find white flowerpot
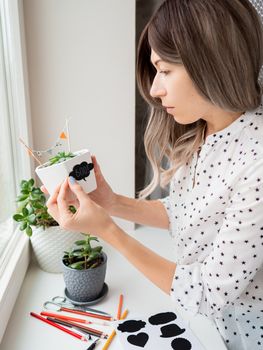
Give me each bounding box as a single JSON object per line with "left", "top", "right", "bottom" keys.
{"left": 35, "top": 149, "right": 97, "bottom": 196}
{"left": 30, "top": 226, "right": 84, "bottom": 273}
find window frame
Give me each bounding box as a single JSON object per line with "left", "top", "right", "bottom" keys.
{"left": 0, "top": 0, "right": 33, "bottom": 343}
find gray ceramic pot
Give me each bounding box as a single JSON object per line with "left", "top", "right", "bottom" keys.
{"left": 62, "top": 252, "right": 107, "bottom": 302}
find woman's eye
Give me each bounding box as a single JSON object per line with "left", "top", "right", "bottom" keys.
{"left": 160, "top": 70, "right": 169, "bottom": 76}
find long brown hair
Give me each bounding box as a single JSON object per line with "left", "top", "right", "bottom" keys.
{"left": 137, "top": 0, "right": 263, "bottom": 199}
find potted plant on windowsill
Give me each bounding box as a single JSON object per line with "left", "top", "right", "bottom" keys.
{"left": 13, "top": 178, "right": 84, "bottom": 273}
{"left": 62, "top": 235, "right": 108, "bottom": 303}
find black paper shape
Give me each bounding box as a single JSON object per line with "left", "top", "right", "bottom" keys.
{"left": 69, "top": 161, "right": 94, "bottom": 181}
{"left": 117, "top": 320, "right": 146, "bottom": 333}
{"left": 148, "top": 312, "right": 177, "bottom": 325}
{"left": 171, "top": 337, "right": 192, "bottom": 350}
{"left": 127, "top": 332, "right": 149, "bottom": 348}
{"left": 160, "top": 323, "right": 186, "bottom": 338}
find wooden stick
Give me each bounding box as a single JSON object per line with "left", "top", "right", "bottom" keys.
{"left": 19, "top": 137, "right": 42, "bottom": 166}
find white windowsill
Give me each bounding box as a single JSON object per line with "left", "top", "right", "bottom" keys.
{"left": 0, "top": 233, "right": 30, "bottom": 342}
{"left": 0, "top": 227, "right": 227, "bottom": 350}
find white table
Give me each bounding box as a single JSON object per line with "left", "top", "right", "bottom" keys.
{"left": 0, "top": 227, "right": 226, "bottom": 350}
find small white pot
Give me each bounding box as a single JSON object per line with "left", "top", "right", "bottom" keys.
{"left": 35, "top": 149, "right": 97, "bottom": 195}
{"left": 30, "top": 226, "right": 84, "bottom": 273}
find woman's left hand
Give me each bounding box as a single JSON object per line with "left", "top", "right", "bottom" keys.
{"left": 46, "top": 177, "right": 115, "bottom": 239}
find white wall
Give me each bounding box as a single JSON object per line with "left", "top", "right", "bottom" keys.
{"left": 23, "top": 0, "right": 135, "bottom": 230}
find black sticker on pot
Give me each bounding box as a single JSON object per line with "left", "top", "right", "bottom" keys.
{"left": 148, "top": 312, "right": 177, "bottom": 325}
{"left": 171, "top": 337, "right": 192, "bottom": 350}
{"left": 160, "top": 323, "right": 185, "bottom": 337}
{"left": 69, "top": 161, "right": 94, "bottom": 181}
{"left": 117, "top": 320, "right": 146, "bottom": 333}
{"left": 127, "top": 332, "right": 149, "bottom": 348}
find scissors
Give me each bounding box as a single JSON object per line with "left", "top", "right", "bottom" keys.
{"left": 43, "top": 296, "right": 111, "bottom": 316}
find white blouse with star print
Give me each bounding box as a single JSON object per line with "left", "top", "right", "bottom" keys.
{"left": 160, "top": 99, "right": 263, "bottom": 349}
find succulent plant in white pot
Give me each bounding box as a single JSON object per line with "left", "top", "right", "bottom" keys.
{"left": 35, "top": 149, "right": 97, "bottom": 196}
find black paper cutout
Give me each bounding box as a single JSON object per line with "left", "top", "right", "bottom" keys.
{"left": 117, "top": 320, "right": 146, "bottom": 333}
{"left": 160, "top": 323, "right": 186, "bottom": 338}
{"left": 171, "top": 337, "right": 192, "bottom": 350}
{"left": 127, "top": 332, "right": 149, "bottom": 348}
{"left": 69, "top": 161, "right": 94, "bottom": 181}
{"left": 148, "top": 312, "right": 177, "bottom": 325}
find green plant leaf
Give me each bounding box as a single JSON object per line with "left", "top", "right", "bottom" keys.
{"left": 22, "top": 207, "right": 29, "bottom": 216}
{"left": 32, "top": 202, "right": 44, "bottom": 209}
{"left": 26, "top": 225, "right": 33, "bottom": 237}
{"left": 28, "top": 178, "right": 34, "bottom": 187}
{"left": 74, "top": 240, "right": 87, "bottom": 246}
{"left": 72, "top": 251, "right": 83, "bottom": 257}
{"left": 93, "top": 246, "right": 103, "bottom": 253}
{"left": 70, "top": 261, "right": 85, "bottom": 270}
{"left": 13, "top": 214, "right": 24, "bottom": 222}
{"left": 17, "top": 194, "right": 29, "bottom": 202}
{"left": 87, "top": 251, "right": 100, "bottom": 262}
{"left": 89, "top": 237, "right": 99, "bottom": 242}
{"left": 19, "top": 221, "right": 27, "bottom": 231}
{"left": 28, "top": 214, "right": 36, "bottom": 225}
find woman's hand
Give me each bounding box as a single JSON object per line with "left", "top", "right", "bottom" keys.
{"left": 88, "top": 155, "right": 117, "bottom": 212}
{"left": 41, "top": 155, "right": 117, "bottom": 214}
{"left": 46, "top": 176, "right": 116, "bottom": 239}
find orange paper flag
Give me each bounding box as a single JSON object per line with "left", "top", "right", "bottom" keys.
{"left": 59, "top": 132, "right": 67, "bottom": 139}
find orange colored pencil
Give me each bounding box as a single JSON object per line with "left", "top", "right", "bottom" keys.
{"left": 116, "top": 294, "right": 123, "bottom": 320}
{"left": 40, "top": 311, "right": 109, "bottom": 326}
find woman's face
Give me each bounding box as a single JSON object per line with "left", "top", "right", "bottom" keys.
{"left": 150, "top": 49, "right": 211, "bottom": 124}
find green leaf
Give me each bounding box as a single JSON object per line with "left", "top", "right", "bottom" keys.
{"left": 28, "top": 214, "right": 36, "bottom": 225}
{"left": 74, "top": 240, "right": 87, "bottom": 246}
{"left": 87, "top": 251, "right": 100, "bottom": 262}
{"left": 89, "top": 237, "right": 99, "bottom": 242}
{"left": 19, "top": 221, "right": 27, "bottom": 231}
{"left": 26, "top": 226, "right": 33, "bottom": 237}
{"left": 17, "top": 194, "right": 29, "bottom": 202}
{"left": 93, "top": 246, "right": 103, "bottom": 253}
{"left": 22, "top": 207, "right": 29, "bottom": 216}
{"left": 13, "top": 214, "right": 24, "bottom": 222}
{"left": 28, "top": 178, "right": 34, "bottom": 187}
{"left": 27, "top": 207, "right": 34, "bottom": 215}
{"left": 70, "top": 261, "right": 85, "bottom": 270}
{"left": 32, "top": 202, "right": 44, "bottom": 209}
{"left": 72, "top": 251, "right": 83, "bottom": 257}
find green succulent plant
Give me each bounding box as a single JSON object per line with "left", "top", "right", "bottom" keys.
{"left": 12, "top": 178, "right": 58, "bottom": 236}
{"left": 63, "top": 235, "right": 103, "bottom": 270}
{"left": 48, "top": 151, "right": 75, "bottom": 165}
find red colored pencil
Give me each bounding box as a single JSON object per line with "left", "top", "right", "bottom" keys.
{"left": 30, "top": 312, "right": 88, "bottom": 342}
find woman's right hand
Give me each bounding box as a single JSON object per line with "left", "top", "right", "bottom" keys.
{"left": 40, "top": 155, "right": 117, "bottom": 214}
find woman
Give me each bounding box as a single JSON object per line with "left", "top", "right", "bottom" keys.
{"left": 46, "top": 0, "right": 263, "bottom": 348}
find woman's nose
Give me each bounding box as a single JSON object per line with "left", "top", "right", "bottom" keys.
{"left": 150, "top": 77, "right": 166, "bottom": 98}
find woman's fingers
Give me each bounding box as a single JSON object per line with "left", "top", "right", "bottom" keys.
{"left": 68, "top": 177, "right": 89, "bottom": 203}
{"left": 57, "top": 178, "right": 72, "bottom": 215}
{"left": 46, "top": 182, "right": 62, "bottom": 206}
{"left": 40, "top": 185, "right": 49, "bottom": 194}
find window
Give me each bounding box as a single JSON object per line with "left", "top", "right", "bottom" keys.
{"left": 0, "top": 0, "right": 32, "bottom": 342}
{"left": 0, "top": 0, "right": 32, "bottom": 261}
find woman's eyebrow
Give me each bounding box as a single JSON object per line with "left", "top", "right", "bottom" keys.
{"left": 150, "top": 58, "right": 165, "bottom": 67}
